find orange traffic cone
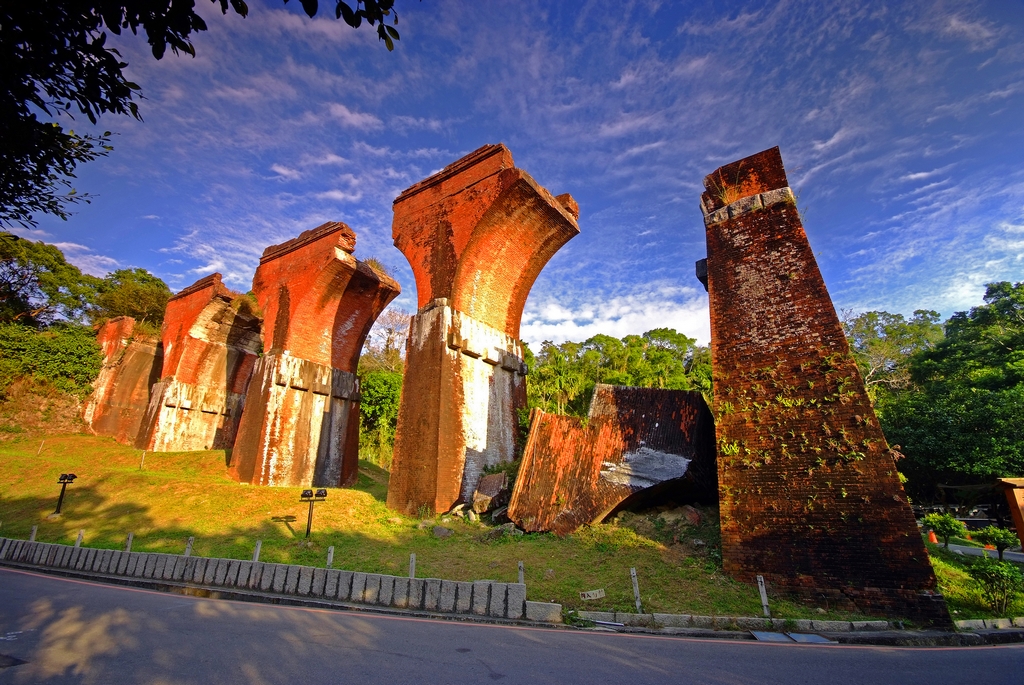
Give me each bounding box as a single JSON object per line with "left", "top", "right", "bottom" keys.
{"left": 966, "top": 533, "right": 972, "bottom": 541}
{"left": 928, "top": 530, "right": 938, "bottom": 544}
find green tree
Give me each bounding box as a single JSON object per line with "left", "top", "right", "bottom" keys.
{"left": 0, "top": 231, "right": 100, "bottom": 324}
{"left": 922, "top": 512, "right": 967, "bottom": 549}
{"left": 358, "top": 369, "right": 402, "bottom": 469}
{"left": 0, "top": 322, "right": 102, "bottom": 397}
{"left": 93, "top": 268, "right": 171, "bottom": 329}
{"left": 967, "top": 557, "right": 1024, "bottom": 615}
{"left": 973, "top": 526, "right": 1021, "bottom": 562}
{"left": 842, "top": 309, "right": 943, "bottom": 402}
{"left": 2, "top": 1, "right": 401, "bottom": 228}
{"left": 881, "top": 283, "right": 1024, "bottom": 496}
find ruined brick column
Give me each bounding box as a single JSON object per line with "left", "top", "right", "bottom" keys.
{"left": 135, "top": 274, "right": 262, "bottom": 452}
{"left": 82, "top": 317, "right": 163, "bottom": 445}
{"left": 388, "top": 144, "right": 580, "bottom": 515}
{"left": 700, "top": 147, "right": 948, "bottom": 624}
{"left": 229, "top": 222, "right": 400, "bottom": 488}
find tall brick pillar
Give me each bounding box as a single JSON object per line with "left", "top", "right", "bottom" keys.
{"left": 135, "top": 274, "right": 262, "bottom": 452}
{"left": 229, "top": 222, "right": 400, "bottom": 488}
{"left": 82, "top": 316, "right": 163, "bottom": 445}
{"left": 701, "top": 147, "right": 948, "bottom": 624}
{"left": 387, "top": 144, "right": 580, "bottom": 515}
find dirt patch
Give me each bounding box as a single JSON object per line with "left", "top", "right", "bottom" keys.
{"left": 0, "top": 379, "right": 88, "bottom": 439}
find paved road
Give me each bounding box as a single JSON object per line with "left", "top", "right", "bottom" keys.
{"left": 1, "top": 568, "right": 1021, "bottom": 684}
{"left": 947, "top": 543, "right": 1024, "bottom": 563}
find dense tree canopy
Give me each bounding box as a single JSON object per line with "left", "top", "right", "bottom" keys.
{"left": 0, "top": 231, "right": 101, "bottom": 324}
{"left": 527, "top": 329, "right": 712, "bottom": 416}
{"left": 874, "top": 282, "right": 1024, "bottom": 497}
{"left": 842, "top": 309, "right": 943, "bottom": 402}
{"left": 93, "top": 267, "right": 172, "bottom": 328}
{"left": 1, "top": 1, "right": 401, "bottom": 227}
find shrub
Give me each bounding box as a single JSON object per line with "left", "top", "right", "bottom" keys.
{"left": 973, "top": 526, "right": 1021, "bottom": 561}
{"left": 921, "top": 512, "right": 967, "bottom": 548}
{"left": 0, "top": 323, "right": 102, "bottom": 397}
{"left": 967, "top": 557, "right": 1024, "bottom": 615}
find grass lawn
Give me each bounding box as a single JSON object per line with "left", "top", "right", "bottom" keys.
{"left": 1, "top": 433, "right": 1014, "bottom": 622}
{"left": 925, "top": 540, "right": 1024, "bottom": 620}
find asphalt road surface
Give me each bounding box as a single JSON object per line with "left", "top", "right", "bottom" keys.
{"left": 1, "top": 567, "right": 1021, "bottom": 684}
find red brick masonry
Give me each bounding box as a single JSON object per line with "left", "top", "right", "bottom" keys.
{"left": 83, "top": 317, "right": 163, "bottom": 445}
{"left": 230, "top": 222, "right": 399, "bottom": 488}
{"left": 509, "top": 385, "right": 717, "bottom": 536}
{"left": 388, "top": 145, "right": 579, "bottom": 515}
{"left": 702, "top": 147, "right": 948, "bottom": 624}
{"left": 135, "top": 273, "right": 262, "bottom": 452}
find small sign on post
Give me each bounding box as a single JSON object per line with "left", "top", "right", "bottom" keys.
{"left": 409, "top": 553, "right": 416, "bottom": 579}
{"left": 125, "top": 532, "right": 134, "bottom": 553}
{"left": 580, "top": 588, "right": 606, "bottom": 601}
{"left": 757, "top": 574, "right": 771, "bottom": 618}
{"left": 29, "top": 525, "right": 37, "bottom": 542}
{"left": 518, "top": 560, "right": 524, "bottom": 585}
{"left": 74, "top": 530, "right": 84, "bottom": 548}
{"left": 184, "top": 537, "right": 194, "bottom": 557}
{"left": 630, "top": 567, "right": 642, "bottom": 613}
{"left": 252, "top": 539, "right": 262, "bottom": 563}
{"left": 326, "top": 546, "right": 335, "bottom": 569}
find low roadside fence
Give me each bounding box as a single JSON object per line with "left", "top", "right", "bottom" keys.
{"left": 0, "top": 537, "right": 562, "bottom": 624}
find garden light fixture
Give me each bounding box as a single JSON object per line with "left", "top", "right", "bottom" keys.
{"left": 300, "top": 488, "right": 328, "bottom": 538}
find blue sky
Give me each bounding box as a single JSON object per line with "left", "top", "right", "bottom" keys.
{"left": 16, "top": 0, "right": 1024, "bottom": 345}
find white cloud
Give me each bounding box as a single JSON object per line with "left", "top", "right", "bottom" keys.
{"left": 270, "top": 164, "right": 302, "bottom": 181}
{"left": 327, "top": 103, "right": 383, "bottom": 130}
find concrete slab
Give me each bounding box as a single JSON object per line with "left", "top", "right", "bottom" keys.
{"left": 392, "top": 577, "right": 410, "bottom": 608}
{"left": 297, "top": 566, "right": 314, "bottom": 595}
{"left": 488, "top": 583, "right": 507, "bottom": 618}
{"left": 0, "top": 538, "right": 10, "bottom": 559}
{"left": 471, "top": 581, "right": 490, "bottom": 615}
{"left": 408, "top": 578, "right": 425, "bottom": 610}
{"left": 438, "top": 580, "right": 457, "bottom": 613}
{"left": 455, "top": 581, "right": 473, "bottom": 614}
{"left": 351, "top": 573, "right": 367, "bottom": 602}
{"left": 191, "top": 557, "right": 209, "bottom": 584}
{"left": 423, "top": 579, "right": 442, "bottom": 611}
{"left": 203, "top": 558, "right": 221, "bottom": 586}
{"left": 379, "top": 575, "right": 395, "bottom": 606}
{"left": 284, "top": 565, "right": 300, "bottom": 594}
{"left": 616, "top": 613, "right": 653, "bottom": 627}
{"left": 852, "top": 621, "right": 890, "bottom": 631}
{"left": 323, "top": 569, "right": 340, "bottom": 598}
{"left": 363, "top": 574, "right": 382, "bottom": 604}
{"left": 163, "top": 555, "right": 180, "bottom": 580}
{"left": 153, "top": 554, "right": 168, "bottom": 579}
{"left": 812, "top": 620, "right": 852, "bottom": 632}
{"left": 170, "top": 556, "right": 187, "bottom": 581}
{"left": 234, "top": 561, "right": 253, "bottom": 588}
{"left": 142, "top": 553, "right": 159, "bottom": 578}
{"left": 525, "top": 601, "right": 563, "bottom": 623}
{"left": 505, "top": 583, "right": 526, "bottom": 619}
{"left": 336, "top": 571, "right": 353, "bottom": 601}
{"left": 214, "top": 559, "right": 234, "bottom": 586}
{"left": 248, "top": 562, "right": 265, "bottom": 589}
{"left": 311, "top": 568, "right": 327, "bottom": 597}
{"left": 653, "top": 613, "right": 691, "bottom": 628}
{"left": 271, "top": 564, "right": 288, "bottom": 593}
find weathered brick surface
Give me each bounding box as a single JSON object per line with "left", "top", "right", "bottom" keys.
{"left": 702, "top": 147, "right": 948, "bottom": 624}
{"left": 82, "top": 317, "right": 163, "bottom": 444}
{"left": 388, "top": 145, "right": 579, "bottom": 514}
{"left": 997, "top": 479, "right": 1024, "bottom": 548}
{"left": 136, "top": 273, "right": 262, "bottom": 452}
{"left": 230, "top": 222, "right": 399, "bottom": 487}
{"left": 508, "top": 385, "right": 716, "bottom": 535}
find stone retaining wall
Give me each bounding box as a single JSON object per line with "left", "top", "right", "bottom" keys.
{"left": 577, "top": 610, "right": 890, "bottom": 632}
{"left": 0, "top": 537, "right": 561, "bottom": 624}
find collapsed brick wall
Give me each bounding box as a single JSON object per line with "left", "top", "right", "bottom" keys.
{"left": 388, "top": 144, "right": 579, "bottom": 515}
{"left": 230, "top": 222, "right": 399, "bottom": 488}
{"left": 135, "top": 273, "right": 262, "bottom": 452}
{"left": 82, "top": 317, "right": 163, "bottom": 445}
{"left": 701, "top": 147, "right": 948, "bottom": 624}
{"left": 508, "top": 385, "right": 716, "bottom": 535}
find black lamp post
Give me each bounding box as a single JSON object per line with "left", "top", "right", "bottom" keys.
{"left": 54, "top": 473, "right": 77, "bottom": 515}
{"left": 300, "top": 488, "right": 327, "bottom": 538}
